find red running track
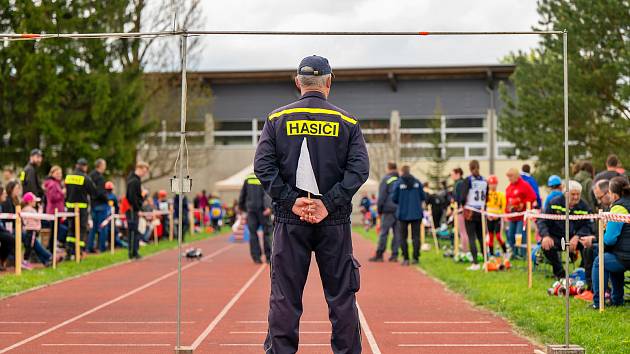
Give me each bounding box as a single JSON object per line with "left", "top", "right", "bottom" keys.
{"left": 0, "top": 234, "right": 537, "bottom": 353}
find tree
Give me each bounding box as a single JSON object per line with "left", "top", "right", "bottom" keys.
{"left": 499, "top": 0, "right": 630, "bottom": 177}
{"left": 423, "top": 101, "right": 449, "bottom": 191}
{"left": 0, "top": 1, "right": 146, "bottom": 173}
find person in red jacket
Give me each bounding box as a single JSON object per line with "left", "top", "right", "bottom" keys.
{"left": 505, "top": 168, "right": 537, "bottom": 259}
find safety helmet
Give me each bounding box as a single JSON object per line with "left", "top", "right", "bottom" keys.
{"left": 105, "top": 181, "right": 114, "bottom": 190}
{"left": 487, "top": 175, "right": 499, "bottom": 185}
{"left": 158, "top": 190, "right": 168, "bottom": 198}
{"left": 547, "top": 175, "right": 562, "bottom": 187}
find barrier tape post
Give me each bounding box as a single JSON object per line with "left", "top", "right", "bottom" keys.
{"left": 15, "top": 205, "right": 22, "bottom": 275}
{"left": 598, "top": 209, "right": 604, "bottom": 312}
{"left": 428, "top": 205, "right": 440, "bottom": 254}
{"left": 110, "top": 206, "right": 116, "bottom": 254}
{"left": 420, "top": 216, "right": 426, "bottom": 249}
{"left": 527, "top": 202, "right": 533, "bottom": 288}
{"left": 452, "top": 203, "right": 459, "bottom": 258}
{"left": 169, "top": 205, "right": 174, "bottom": 242}
{"left": 74, "top": 205, "right": 80, "bottom": 264}
{"left": 153, "top": 210, "right": 159, "bottom": 245}
{"left": 189, "top": 204, "right": 195, "bottom": 235}
{"left": 52, "top": 208, "right": 58, "bottom": 269}
{"left": 204, "top": 206, "right": 209, "bottom": 230}
{"left": 481, "top": 208, "right": 488, "bottom": 273}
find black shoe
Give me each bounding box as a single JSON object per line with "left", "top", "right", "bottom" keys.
{"left": 254, "top": 259, "right": 263, "bottom": 264}
{"left": 133, "top": 254, "right": 142, "bottom": 260}
{"left": 411, "top": 259, "right": 419, "bottom": 265}
{"left": 401, "top": 260, "right": 410, "bottom": 266}
{"left": 388, "top": 256, "right": 398, "bottom": 262}
{"left": 368, "top": 255, "right": 384, "bottom": 262}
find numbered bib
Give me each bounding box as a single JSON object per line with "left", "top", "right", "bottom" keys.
{"left": 466, "top": 178, "right": 487, "bottom": 209}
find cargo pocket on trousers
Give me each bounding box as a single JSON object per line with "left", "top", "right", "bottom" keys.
{"left": 349, "top": 255, "right": 361, "bottom": 292}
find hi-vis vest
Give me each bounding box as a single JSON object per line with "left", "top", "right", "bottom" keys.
{"left": 245, "top": 174, "right": 262, "bottom": 185}
{"left": 65, "top": 174, "right": 88, "bottom": 209}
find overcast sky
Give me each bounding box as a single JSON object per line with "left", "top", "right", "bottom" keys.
{"left": 189, "top": 0, "right": 541, "bottom": 71}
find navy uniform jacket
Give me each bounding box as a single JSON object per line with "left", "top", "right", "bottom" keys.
{"left": 392, "top": 174, "right": 425, "bottom": 221}
{"left": 537, "top": 195, "right": 594, "bottom": 242}
{"left": 254, "top": 91, "right": 369, "bottom": 225}
{"left": 239, "top": 173, "right": 272, "bottom": 213}
{"left": 377, "top": 172, "right": 399, "bottom": 215}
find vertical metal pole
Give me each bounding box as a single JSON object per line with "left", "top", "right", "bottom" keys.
{"left": 562, "top": 29, "right": 570, "bottom": 348}
{"left": 176, "top": 31, "right": 188, "bottom": 350}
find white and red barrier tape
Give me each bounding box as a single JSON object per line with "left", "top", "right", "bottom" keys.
{"left": 459, "top": 206, "right": 630, "bottom": 223}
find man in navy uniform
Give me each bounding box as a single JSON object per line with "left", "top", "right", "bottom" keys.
{"left": 369, "top": 161, "right": 401, "bottom": 262}
{"left": 239, "top": 172, "right": 273, "bottom": 264}
{"left": 255, "top": 55, "right": 369, "bottom": 354}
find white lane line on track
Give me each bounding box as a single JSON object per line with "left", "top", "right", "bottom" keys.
{"left": 190, "top": 263, "right": 267, "bottom": 350}
{"left": 392, "top": 331, "right": 510, "bottom": 335}
{"left": 236, "top": 320, "right": 329, "bottom": 324}
{"left": 86, "top": 321, "right": 195, "bottom": 324}
{"left": 385, "top": 321, "right": 492, "bottom": 324}
{"left": 220, "top": 343, "right": 328, "bottom": 347}
{"left": 42, "top": 343, "right": 171, "bottom": 347}
{"left": 0, "top": 322, "right": 45, "bottom": 324}
{"left": 67, "top": 331, "right": 177, "bottom": 335}
{"left": 398, "top": 344, "right": 530, "bottom": 347}
{"left": 357, "top": 302, "right": 381, "bottom": 354}
{"left": 229, "top": 331, "right": 331, "bottom": 334}
{"left": 0, "top": 333, "right": 21, "bottom": 335}
{"left": 0, "top": 243, "right": 235, "bottom": 354}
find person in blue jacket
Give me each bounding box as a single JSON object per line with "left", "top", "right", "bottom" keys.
{"left": 521, "top": 164, "right": 541, "bottom": 208}
{"left": 544, "top": 175, "right": 563, "bottom": 209}
{"left": 392, "top": 165, "right": 425, "bottom": 266}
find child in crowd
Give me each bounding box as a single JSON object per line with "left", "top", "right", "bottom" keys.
{"left": 485, "top": 176, "right": 507, "bottom": 256}
{"left": 21, "top": 192, "right": 52, "bottom": 269}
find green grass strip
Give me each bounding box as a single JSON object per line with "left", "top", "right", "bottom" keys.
{"left": 0, "top": 230, "right": 222, "bottom": 299}
{"left": 354, "top": 226, "right": 630, "bottom": 354}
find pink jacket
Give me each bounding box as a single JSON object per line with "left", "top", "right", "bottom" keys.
{"left": 22, "top": 205, "right": 41, "bottom": 231}
{"left": 44, "top": 177, "right": 65, "bottom": 214}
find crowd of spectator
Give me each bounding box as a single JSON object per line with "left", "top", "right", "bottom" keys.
{"left": 368, "top": 154, "right": 630, "bottom": 308}
{"left": 0, "top": 150, "right": 236, "bottom": 272}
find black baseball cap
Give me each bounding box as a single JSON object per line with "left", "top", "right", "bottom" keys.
{"left": 297, "top": 55, "right": 332, "bottom": 76}
{"left": 76, "top": 158, "right": 88, "bottom": 166}
{"left": 30, "top": 148, "right": 42, "bottom": 157}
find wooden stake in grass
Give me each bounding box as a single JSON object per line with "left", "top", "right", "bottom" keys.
{"left": 53, "top": 208, "right": 58, "bottom": 269}
{"left": 189, "top": 204, "right": 195, "bottom": 235}
{"left": 153, "top": 210, "right": 159, "bottom": 245}
{"left": 452, "top": 202, "right": 459, "bottom": 258}
{"left": 15, "top": 205, "right": 22, "bottom": 275}
{"left": 74, "top": 205, "right": 80, "bottom": 264}
{"left": 527, "top": 202, "right": 533, "bottom": 288}
{"left": 428, "top": 204, "right": 439, "bottom": 254}
{"left": 598, "top": 209, "right": 604, "bottom": 312}
{"left": 481, "top": 208, "right": 488, "bottom": 273}
{"left": 169, "top": 205, "right": 174, "bottom": 242}
{"left": 110, "top": 206, "right": 116, "bottom": 254}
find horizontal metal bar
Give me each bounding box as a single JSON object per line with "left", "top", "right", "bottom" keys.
{"left": 0, "top": 29, "right": 562, "bottom": 41}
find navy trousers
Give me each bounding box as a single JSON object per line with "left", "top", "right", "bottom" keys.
{"left": 264, "top": 222, "right": 362, "bottom": 354}
{"left": 247, "top": 211, "right": 272, "bottom": 262}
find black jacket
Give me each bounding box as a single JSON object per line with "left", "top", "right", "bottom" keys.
{"left": 21, "top": 162, "right": 43, "bottom": 198}
{"left": 537, "top": 195, "right": 594, "bottom": 242}
{"left": 126, "top": 172, "right": 143, "bottom": 213}
{"left": 377, "top": 172, "right": 399, "bottom": 214}
{"left": 88, "top": 170, "right": 108, "bottom": 206}
{"left": 65, "top": 169, "right": 96, "bottom": 209}
{"left": 254, "top": 91, "right": 369, "bottom": 225}
{"left": 239, "top": 173, "right": 272, "bottom": 213}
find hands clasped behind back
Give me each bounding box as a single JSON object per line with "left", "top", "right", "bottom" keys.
{"left": 292, "top": 197, "right": 329, "bottom": 224}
